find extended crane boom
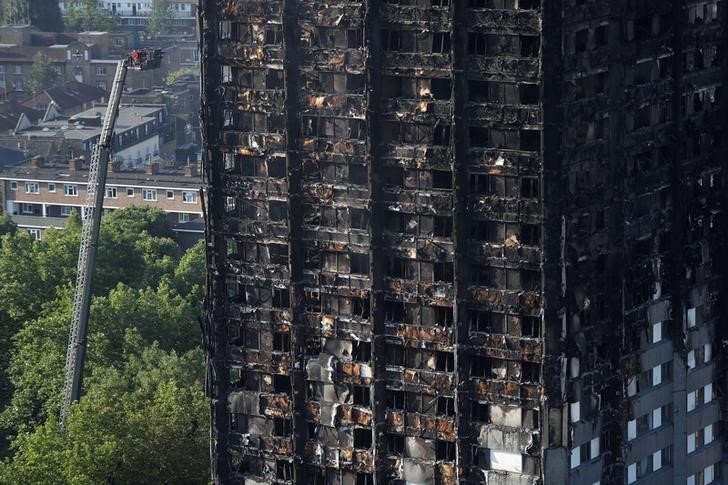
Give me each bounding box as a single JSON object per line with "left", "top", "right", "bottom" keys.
{"left": 60, "top": 49, "right": 163, "bottom": 430}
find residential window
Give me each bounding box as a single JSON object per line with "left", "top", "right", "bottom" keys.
{"left": 178, "top": 212, "right": 190, "bottom": 223}
{"left": 106, "top": 186, "right": 117, "bottom": 198}
{"left": 61, "top": 206, "right": 73, "bottom": 216}
{"left": 9, "top": 181, "right": 17, "bottom": 190}
{"left": 27, "top": 228, "right": 41, "bottom": 240}
{"left": 166, "top": 190, "right": 174, "bottom": 199}
{"left": 14, "top": 80, "right": 23, "bottom": 91}
{"left": 14, "top": 65, "right": 21, "bottom": 75}
{"left": 127, "top": 187, "right": 135, "bottom": 197}
{"left": 47, "top": 183, "right": 55, "bottom": 192}
{"left": 21, "top": 203, "right": 34, "bottom": 214}
{"left": 64, "top": 184, "right": 79, "bottom": 196}
{"left": 95, "top": 66, "right": 106, "bottom": 76}
{"left": 0, "top": 65, "right": 4, "bottom": 74}
{"left": 570, "top": 438, "right": 600, "bottom": 469}
{"left": 142, "top": 189, "right": 157, "bottom": 201}
{"left": 25, "top": 182, "right": 39, "bottom": 194}
{"left": 182, "top": 191, "right": 197, "bottom": 203}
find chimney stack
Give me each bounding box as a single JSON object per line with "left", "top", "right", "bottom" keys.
{"left": 68, "top": 158, "right": 81, "bottom": 171}
{"left": 108, "top": 160, "right": 121, "bottom": 173}
{"left": 145, "top": 161, "right": 159, "bottom": 175}
{"left": 30, "top": 156, "right": 44, "bottom": 168}
{"left": 184, "top": 163, "right": 198, "bottom": 177}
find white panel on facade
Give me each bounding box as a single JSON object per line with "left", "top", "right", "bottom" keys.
{"left": 569, "top": 401, "right": 580, "bottom": 423}
{"left": 590, "top": 438, "right": 599, "bottom": 459}
{"left": 627, "top": 420, "right": 637, "bottom": 440}
{"left": 653, "top": 450, "right": 662, "bottom": 471}
{"left": 570, "top": 447, "right": 580, "bottom": 469}
{"left": 652, "top": 322, "right": 662, "bottom": 343}
{"left": 490, "top": 449, "right": 523, "bottom": 473}
{"left": 652, "top": 408, "right": 662, "bottom": 429}
{"left": 687, "top": 350, "right": 696, "bottom": 369}
{"left": 652, "top": 365, "right": 661, "bottom": 386}
{"left": 627, "top": 463, "right": 637, "bottom": 484}
{"left": 687, "top": 307, "right": 696, "bottom": 327}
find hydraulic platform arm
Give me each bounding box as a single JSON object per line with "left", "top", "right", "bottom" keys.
{"left": 60, "top": 49, "right": 163, "bottom": 430}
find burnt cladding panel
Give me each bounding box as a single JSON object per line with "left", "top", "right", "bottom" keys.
{"left": 455, "top": 1, "right": 545, "bottom": 483}
{"left": 201, "top": 0, "right": 547, "bottom": 483}
{"left": 202, "top": 0, "right": 295, "bottom": 482}
{"left": 374, "top": 1, "right": 459, "bottom": 484}
{"left": 296, "top": 0, "right": 375, "bottom": 481}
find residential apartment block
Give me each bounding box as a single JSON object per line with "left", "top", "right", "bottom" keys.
{"left": 6, "top": 104, "right": 168, "bottom": 167}
{"left": 0, "top": 158, "right": 203, "bottom": 244}
{"left": 56, "top": 1, "right": 198, "bottom": 33}
{"left": 200, "top": 1, "right": 726, "bottom": 484}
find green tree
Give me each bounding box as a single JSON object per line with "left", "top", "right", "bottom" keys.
{"left": 148, "top": 0, "right": 174, "bottom": 35}
{"left": 1, "top": 279, "right": 201, "bottom": 432}
{"left": 0, "top": 339, "right": 209, "bottom": 484}
{"left": 0, "top": 0, "right": 29, "bottom": 25}
{"left": 27, "top": 53, "right": 57, "bottom": 97}
{"left": 174, "top": 239, "right": 205, "bottom": 302}
{"left": 0, "top": 213, "right": 17, "bottom": 237}
{"left": 0, "top": 0, "right": 63, "bottom": 30}
{"left": 0, "top": 207, "right": 198, "bottom": 432}
{"left": 29, "top": 0, "right": 63, "bottom": 31}
{"left": 65, "top": 0, "right": 116, "bottom": 32}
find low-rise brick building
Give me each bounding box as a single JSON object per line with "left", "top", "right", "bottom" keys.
{"left": 0, "top": 157, "right": 203, "bottom": 246}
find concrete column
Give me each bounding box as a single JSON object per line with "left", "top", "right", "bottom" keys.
{"left": 42, "top": 203, "right": 47, "bottom": 218}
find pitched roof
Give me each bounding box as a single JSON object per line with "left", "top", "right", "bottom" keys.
{"left": 41, "top": 81, "right": 107, "bottom": 110}
{"left": 0, "top": 146, "right": 26, "bottom": 168}
{"left": 22, "top": 81, "right": 107, "bottom": 113}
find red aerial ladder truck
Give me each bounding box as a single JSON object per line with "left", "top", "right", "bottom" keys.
{"left": 59, "top": 49, "right": 163, "bottom": 429}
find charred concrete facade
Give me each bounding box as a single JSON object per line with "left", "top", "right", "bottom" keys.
{"left": 200, "top": 1, "right": 727, "bottom": 484}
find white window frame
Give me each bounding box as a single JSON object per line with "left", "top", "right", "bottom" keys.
{"left": 688, "top": 391, "right": 696, "bottom": 411}
{"left": 21, "top": 203, "right": 34, "bottom": 214}
{"left": 589, "top": 438, "right": 599, "bottom": 459}
{"left": 127, "top": 187, "right": 135, "bottom": 197}
{"left": 27, "top": 228, "right": 41, "bottom": 240}
{"left": 651, "top": 407, "right": 662, "bottom": 429}
{"left": 182, "top": 191, "right": 197, "bottom": 203}
{"left": 687, "top": 307, "right": 696, "bottom": 328}
{"left": 25, "top": 182, "right": 39, "bottom": 194}
{"left": 627, "top": 463, "right": 637, "bottom": 484}
{"left": 47, "top": 182, "right": 56, "bottom": 192}
{"left": 142, "top": 188, "right": 157, "bottom": 201}
{"left": 651, "top": 322, "right": 662, "bottom": 343}
{"left": 10, "top": 180, "right": 18, "bottom": 191}
{"left": 652, "top": 450, "right": 662, "bottom": 471}
{"left": 627, "top": 420, "right": 637, "bottom": 440}
{"left": 64, "top": 184, "right": 79, "bottom": 196}
{"left": 166, "top": 190, "right": 174, "bottom": 199}
{"left": 178, "top": 212, "right": 190, "bottom": 223}
{"left": 570, "top": 447, "right": 580, "bottom": 469}
{"left": 61, "top": 206, "right": 73, "bottom": 216}
{"left": 106, "top": 186, "right": 117, "bottom": 198}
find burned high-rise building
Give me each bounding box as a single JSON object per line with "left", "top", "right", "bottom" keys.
{"left": 200, "top": 0, "right": 727, "bottom": 483}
